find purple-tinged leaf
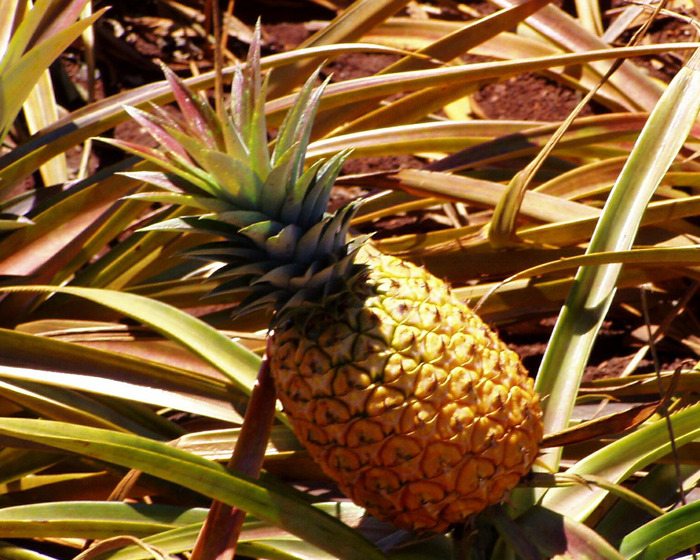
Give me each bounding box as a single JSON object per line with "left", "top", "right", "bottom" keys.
{"left": 99, "top": 138, "right": 169, "bottom": 165}
{"left": 246, "top": 21, "right": 263, "bottom": 107}
{"left": 98, "top": 138, "right": 215, "bottom": 196}
{"left": 230, "top": 65, "right": 247, "bottom": 132}
{"left": 161, "top": 64, "right": 220, "bottom": 150}
{"left": 119, "top": 171, "right": 189, "bottom": 193}
{"left": 124, "top": 106, "right": 194, "bottom": 165}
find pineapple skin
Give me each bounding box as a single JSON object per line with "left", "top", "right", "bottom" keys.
{"left": 269, "top": 248, "right": 543, "bottom": 533}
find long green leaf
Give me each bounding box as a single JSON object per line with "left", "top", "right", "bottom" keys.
{"left": 0, "top": 418, "right": 387, "bottom": 560}
{"left": 267, "top": 43, "right": 700, "bottom": 127}
{"left": 499, "top": 246, "right": 700, "bottom": 283}
{"left": 99, "top": 503, "right": 369, "bottom": 560}
{"left": 22, "top": 69, "right": 68, "bottom": 185}
{"left": 541, "top": 403, "right": 700, "bottom": 521}
{"left": 90, "top": 525, "right": 343, "bottom": 560}
{"left": 0, "top": 376, "right": 167, "bottom": 437}
{"left": 91, "top": 524, "right": 202, "bottom": 560}
{"left": 231, "top": 540, "right": 339, "bottom": 560}
{"left": 368, "top": 19, "right": 631, "bottom": 110}
{"left": 0, "top": 8, "right": 105, "bottom": 143}
{"left": 0, "top": 502, "right": 207, "bottom": 539}
{"left": 619, "top": 501, "right": 700, "bottom": 560}
{"left": 534, "top": 48, "right": 700, "bottom": 472}
{"left": 0, "top": 448, "right": 62, "bottom": 486}
{"left": 363, "top": 168, "right": 599, "bottom": 225}
{"left": 0, "top": 539, "right": 57, "bottom": 560}
{"left": 0, "top": 363, "right": 231, "bottom": 427}
{"left": 0, "top": 328, "right": 239, "bottom": 424}
{"left": 0, "top": 286, "right": 260, "bottom": 394}
{"left": 597, "top": 464, "right": 700, "bottom": 547}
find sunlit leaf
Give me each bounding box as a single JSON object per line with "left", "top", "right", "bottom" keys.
{"left": 22, "top": 69, "right": 67, "bottom": 185}
{"left": 542, "top": 403, "right": 700, "bottom": 521}
{"left": 596, "top": 464, "right": 699, "bottom": 547}
{"left": 619, "top": 501, "right": 700, "bottom": 560}
{"left": 0, "top": 539, "right": 57, "bottom": 560}
{"left": 0, "top": 6, "right": 105, "bottom": 143}
{"left": 0, "top": 419, "right": 387, "bottom": 560}
{"left": 0, "top": 502, "right": 207, "bottom": 539}
{"left": 535, "top": 48, "right": 700, "bottom": 474}
{"left": 0, "top": 285, "right": 260, "bottom": 394}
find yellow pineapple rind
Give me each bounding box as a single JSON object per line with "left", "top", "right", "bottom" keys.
{"left": 269, "top": 248, "right": 543, "bottom": 533}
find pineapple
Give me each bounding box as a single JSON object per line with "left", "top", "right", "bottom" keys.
{"left": 111, "top": 31, "right": 543, "bottom": 533}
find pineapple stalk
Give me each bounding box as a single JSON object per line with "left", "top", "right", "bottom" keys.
{"left": 191, "top": 348, "right": 275, "bottom": 560}
{"left": 107, "top": 29, "right": 543, "bottom": 534}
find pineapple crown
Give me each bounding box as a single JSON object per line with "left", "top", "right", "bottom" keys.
{"left": 108, "top": 26, "right": 366, "bottom": 321}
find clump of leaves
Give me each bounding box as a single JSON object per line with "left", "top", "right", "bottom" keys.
{"left": 0, "top": 1, "right": 698, "bottom": 559}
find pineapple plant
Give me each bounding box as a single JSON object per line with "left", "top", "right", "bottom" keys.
{"left": 108, "top": 33, "right": 543, "bottom": 533}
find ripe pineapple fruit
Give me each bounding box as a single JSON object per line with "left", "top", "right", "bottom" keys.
{"left": 269, "top": 246, "right": 542, "bottom": 532}
{"left": 111, "top": 32, "right": 543, "bottom": 533}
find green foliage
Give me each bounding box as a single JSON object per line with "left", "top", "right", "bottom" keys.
{"left": 0, "top": 1, "right": 698, "bottom": 559}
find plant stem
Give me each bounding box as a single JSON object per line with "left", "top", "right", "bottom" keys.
{"left": 190, "top": 341, "right": 277, "bottom": 560}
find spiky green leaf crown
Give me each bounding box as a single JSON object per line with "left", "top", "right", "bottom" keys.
{"left": 109, "top": 27, "right": 366, "bottom": 321}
